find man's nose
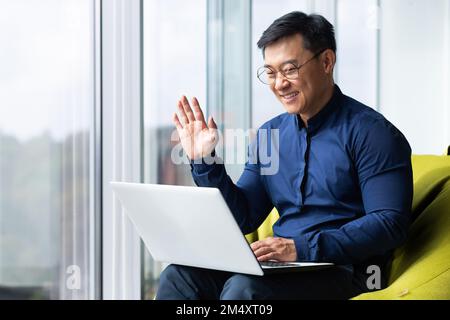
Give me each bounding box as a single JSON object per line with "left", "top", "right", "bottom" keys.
{"left": 274, "top": 74, "right": 290, "bottom": 90}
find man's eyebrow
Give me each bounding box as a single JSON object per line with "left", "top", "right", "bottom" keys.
{"left": 264, "top": 59, "right": 299, "bottom": 68}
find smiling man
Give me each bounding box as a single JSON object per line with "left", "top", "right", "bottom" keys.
{"left": 157, "top": 11, "right": 413, "bottom": 300}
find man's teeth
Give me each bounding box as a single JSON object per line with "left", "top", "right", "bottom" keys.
{"left": 283, "top": 92, "right": 298, "bottom": 99}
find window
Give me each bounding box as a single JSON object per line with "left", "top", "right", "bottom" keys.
{"left": 0, "top": 0, "right": 99, "bottom": 299}
{"left": 142, "top": 0, "right": 207, "bottom": 299}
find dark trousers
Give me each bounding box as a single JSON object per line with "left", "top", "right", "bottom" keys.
{"left": 156, "top": 264, "right": 368, "bottom": 300}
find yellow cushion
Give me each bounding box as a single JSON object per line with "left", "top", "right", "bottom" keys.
{"left": 354, "top": 162, "right": 450, "bottom": 299}
{"left": 412, "top": 154, "right": 450, "bottom": 183}
{"left": 354, "top": 178, "right": 450, "bottom": 299}
{"left": 244, "top": 207, "right": 279, "bottom": 243}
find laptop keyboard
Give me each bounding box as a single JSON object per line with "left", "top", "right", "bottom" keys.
{"left": 260, "top": 261, "right": 298, "bottom": 267}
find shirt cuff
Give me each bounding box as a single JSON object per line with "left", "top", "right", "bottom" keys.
{"left": 293, "top": 235, "right": 312, "bottom": 262}
{"left": 189, "top": 150, "right": 218, "bottom": 175}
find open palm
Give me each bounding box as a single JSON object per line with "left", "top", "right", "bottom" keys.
{"left": 173, "top": 96, "right": 219, "bottom": 161}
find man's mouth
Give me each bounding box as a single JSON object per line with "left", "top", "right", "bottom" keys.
{"left": 280, "top": 91, "right": 299, "bottom": 102}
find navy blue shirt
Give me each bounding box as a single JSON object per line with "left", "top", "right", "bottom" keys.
{"left": 190, "top": 85, "right": 413, "bottom": 271}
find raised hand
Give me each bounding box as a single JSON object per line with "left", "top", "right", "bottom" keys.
{"left": 173, "top": 96, "right": 219, "bottom": 161}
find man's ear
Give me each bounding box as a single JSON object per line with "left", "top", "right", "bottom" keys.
{"left": 321, "top": 49, "right": 336, "bottom": 75}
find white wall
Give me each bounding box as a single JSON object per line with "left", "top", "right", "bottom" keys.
{"left": 336, "top": 0, "right": 378, "bottom": 108}
{"left": 379, "top": 0, "right": 450, "bottom": 155}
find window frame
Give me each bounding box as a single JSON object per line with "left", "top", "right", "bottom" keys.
{"left": 92, "top": 0, "right": 103, "bottom": 300}
{"left": 101, "top": 0, "right": 143, "bottom": 300}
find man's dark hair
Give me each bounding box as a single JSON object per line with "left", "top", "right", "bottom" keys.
{"left": 257, "top": 11, "right": 336, "bottom": 57}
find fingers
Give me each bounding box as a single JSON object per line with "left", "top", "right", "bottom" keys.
{"left": 258, "top": 252, "right": 278, "bottom": 262}
{"left": 250, "top": 237, "right": 273, "bottom": 250}
{"left": 251, "top": 238, "right": 274, "bottom": 260}
{"left": 208, "top": 116, "right": 217, "bottom": 129}
{"left": 173, "top": 112, "right": 183, "bottom": 131}
{"left": 252, "top": 238, "right": 297, "bottom": 262}
{"left": 177, "top": 100, "right": 189, "bottom": 126}
{"left": 251, "top": 237, "right": 291, "bottom": 261}
{"left": 176, "top": 96, "right": 213, "bottom": 130}
{"left": 253, "top": 246, "right": 275, "bottom": 260}
{"left": 181, "top": 96, "right": 196, "bottom": 123}
{"left": 191, "top": 97, "right": 208, "bottom": 128}
{"left": 250, "top": 240, "right": 262, "bottom": 251}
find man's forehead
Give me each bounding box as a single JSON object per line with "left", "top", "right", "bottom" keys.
{"left": 264, "top": 59, "right": 298, "bottom": 69}
{"left": 263, "top": 34, "right": 308, "bottom": 67}
{"left": 263, "top": 50, "right": 304, "bottom": 68}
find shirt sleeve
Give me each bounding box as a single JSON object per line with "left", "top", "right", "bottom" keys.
{"left": 190, "top": 136, "right": 273, "bottom": 235}
{"left": 293, "top": 117, "right": 413, "bottom": 264}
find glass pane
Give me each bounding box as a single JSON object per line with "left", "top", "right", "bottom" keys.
{"left": 207, "top": 0, "right": 251, "bottom": 182}
{"left": 142, "top": 0, "right": 207, "bottom": 299}
{"left": 0, "top": 0, "right": 97, "bottom": 299}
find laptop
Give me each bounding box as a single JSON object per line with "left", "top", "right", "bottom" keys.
{"left": 110, "top": 182, "right": 334, "bottom": 276}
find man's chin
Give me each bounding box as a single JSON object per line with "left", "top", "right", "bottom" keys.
{"left": 282, "top": 103, "right": 302, "bottom": 114}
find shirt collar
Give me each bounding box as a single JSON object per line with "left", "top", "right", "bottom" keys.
{"left": 294, "top": 84, "right": 342, "bottom": 133}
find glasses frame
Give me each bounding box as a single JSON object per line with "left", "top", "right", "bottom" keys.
{"left": 257, "top": 48, "right": 327, "bottom": 85}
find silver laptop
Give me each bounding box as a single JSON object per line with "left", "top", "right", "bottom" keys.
{"left": 110, "top": 182, "right": 334, "bottom": 276}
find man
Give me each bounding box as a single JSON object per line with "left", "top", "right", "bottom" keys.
{"left": 157, "top": 11, "right": 413, "bottom": 300}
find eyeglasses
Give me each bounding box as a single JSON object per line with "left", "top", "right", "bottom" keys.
{"left": 257, "top": 49, "right": 327, "bottom": 85}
